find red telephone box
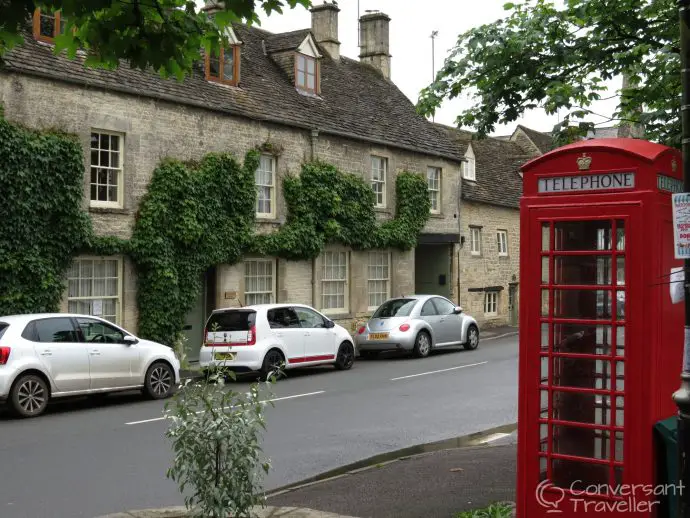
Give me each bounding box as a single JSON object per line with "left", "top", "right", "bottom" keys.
{"left": 517, "top": 138, "right": 684, "bottom": 517}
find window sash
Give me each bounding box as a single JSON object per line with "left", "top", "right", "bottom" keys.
{"left": 371, "top": 156, "right": 387, "bottom": 207}
{"left": 322, "top": 251, "right": 347, "bottom": 311}
{"left": 484, "top": 292, "right": 498, "bottom": 315}
{"left": 256, "top": 155, "right": 275, "bottom": 216}
{"left": 33, "top": 9, "right": 66, "bottom": 42}
{"left": 67, "top": 258, "right": 121, "bottom": 324}
{"left": 463, "top": 159, "right": 476, "bottom": 181}
{"left": 470, "top": 228, "right": 481, "bottom": 254}
{"left": 427, "top": 167, "right": 441, "bottom": 212}
{"left": 90, "top": 131, "right": 123, "bottom": 207}
{"left": 296, "top": 54, "right": 317, "bottom": 92}
{"left": 367, "top": 252, "right": 390, "bottom": 308}
{"left": 497, "top": 231, "right": 508, "bottom": 255}
{"left": 244, "top": 259, "right": 274, "bottom": 306}
{"left": 206, "top": 46, "right": 238, "bottom": 85}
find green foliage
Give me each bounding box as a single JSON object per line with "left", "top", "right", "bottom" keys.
{"left": 417, "top": 0, "right": 679, "bottom": 147}
{"left": 165, "top": 370, "right": 275, "bottom": 518}
{"left": 0, "top": 117, "right": 92, "bottom": 315}
{"left": 0, "top": 0, "right": 311, "bottom": 78}
{"left": 456, "top": 502, "right": 514, "bottom": 518}
{"left": 129, "top": 151, "right": 257, "bottom": 346}
{"left": 255, "top": 162, "right": 431, "bottom": 259}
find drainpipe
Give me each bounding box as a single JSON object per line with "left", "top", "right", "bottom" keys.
{"left": 456, "top": 159, "right": 464, "bottom": 304}
{"left": 310, "top": 128, "right": 319, "bottom": 161}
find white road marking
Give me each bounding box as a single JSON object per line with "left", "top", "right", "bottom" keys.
{"left": 389, "top": 361, "right": 488, "bottom": 381}
{"left": 125, "top": 390, "right": 325, "bottom": 426}
{"left": 477, "top": 432, "right": 512, "bottom": 444}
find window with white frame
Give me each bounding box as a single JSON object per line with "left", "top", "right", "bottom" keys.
{"left": 244, "top": 259, "right": 274, "bottom": 305}
{"left": 427, "top": 166, "right": 441, "bottom": 213}
{"left": 371, "top": 156, "right": 387, "bottom": 207}
{"left": 497, "top": 230, "right": 508, "bottom": 256}
{"left": 321, "top": 251, "right": 348, "bottom": 312}
{"left": 256, "top": 155, "right": 275, "bottom": 217}
{"left": 470, "top": 227, "right": 482, "bottom": 255}
{"left": 463, "top": 145, "right": 476, "bottom": 181}
{"left": 368, "top": 252, "right": 390, "bottom": 309}
{"left": 67, "top": 257, "right": 121, "bottom": 324}
{"left": 484, "top": 291, "right": 498, "bottom": 315}
{"left": 90, "top": 131, "right": 123, "bottom": 207}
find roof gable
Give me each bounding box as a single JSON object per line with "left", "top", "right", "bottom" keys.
{"left": 297, "top": 34, "right": 322, "bottom": 59}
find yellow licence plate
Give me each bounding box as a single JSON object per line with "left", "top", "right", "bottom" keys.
{"left": 369, "top": 333, "right": 389, "bottom": 340}
{"left": 214, "top": 352, "right": 236, "bottom": 361}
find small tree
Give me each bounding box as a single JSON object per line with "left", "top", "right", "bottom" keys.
{"left": 165, "top": 365, "right": 278, "bottom": 518}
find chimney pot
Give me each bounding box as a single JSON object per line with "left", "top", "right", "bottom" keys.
{"left": 359, "top": 11, "right": 391, "bottom": 79}
{"left": 311, "top": 1, "right": 340, "bottom": 61}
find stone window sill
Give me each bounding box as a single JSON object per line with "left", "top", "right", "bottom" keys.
{"left": 89, "top": 206, "right": 128, "bottom": 215}
{"left": 374, "top": 207, "right": 392, "bottom": 215}
{"left": 429, "top": 212, "right": 444, "bottom": 219}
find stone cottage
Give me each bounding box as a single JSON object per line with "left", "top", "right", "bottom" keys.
{"left": 0, "top": 3, "right": 466, "bottom": 359}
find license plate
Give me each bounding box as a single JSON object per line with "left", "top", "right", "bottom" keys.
{"left": 369, "top": 333, "right": 389, "bottom": 340}
{"left": 214, "top": 352, "right": 236, "bottom": 361}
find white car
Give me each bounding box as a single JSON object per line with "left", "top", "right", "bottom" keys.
{"left": 0, "top": 313, "right": 181, "bottom": 418}
{"left": 199, "top": 304, "right": 356, "bottom": 379}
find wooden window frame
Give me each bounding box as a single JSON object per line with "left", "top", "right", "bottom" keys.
{"left": 255, "top": 154, "right": 276, "bottom": 218}
{"left": 371, "top": 155, "right": 388, "bottom": 208}
{"left": 205, "top": 45, "right": 240, "bottom": 86}
{"left": 427, "top": 166, "right": 442, "bottom": 214}
{"left": 320, "top": 250, "right": 349, "bottom": 314}
{"left": 295, "top": 52, "right": 319, "bottom": 94}
{"left": 90, "top": 130, "right": 124, "bottom": 209}
{"left": 67, "top": 256, "right": 123, "bottom": 325}
{"left": 484, "top": 291, "right": 498, "bottom": 316}
{"left": 32, "top": 8, "right": 65, "bottom": 44}
{"left": 367, "top": 251, "right": 391, "bottom": 310}
{"left": 470, "top": 227, "right": 482, "bottom": 256}
{"left": 497, "top": 230, "right": 509, "bottom": 256}
{"left": 243, "top": 258, "right": 276, "bottom": 306}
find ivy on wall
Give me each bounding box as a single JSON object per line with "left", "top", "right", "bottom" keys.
{"left": 0, "top": 112, "right": 432, "bottom": 345}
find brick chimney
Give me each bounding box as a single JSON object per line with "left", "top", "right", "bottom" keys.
{"left": 311, "top": 1, "right": 340, "bottom": 61}
{"left": 359, "top": 11, "right": 391, "bottom": 79}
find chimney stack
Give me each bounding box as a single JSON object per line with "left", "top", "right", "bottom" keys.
{"left": 311, "top": 2, "right": 340, "bottom": 61}
{"left": 359, "top": 11, "right": 391, "bottom": 79}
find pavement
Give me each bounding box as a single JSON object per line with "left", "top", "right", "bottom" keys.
{"left": 0, "top": 330, "right": 518, "bottom": 518}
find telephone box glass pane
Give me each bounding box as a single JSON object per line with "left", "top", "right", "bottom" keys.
{"left": 552, "top": 391, "right": 611, "bottom": 426}
{"left": 542, "top": 223, "right": 550, "bottom": 251}
{"left": 552, "top": 357, "right": 611, "bottom": 390}
{"left": 540, "top": 390, "right": 549, "bottom": 419}
{"left": 553, "top": 289, "right": 612, "bottom": 319}
{"left": 541, "top": 290, "right": 549, "bottom": 316}
{"left": 552, "top": 424, "right": 610, "bottom": 460}
{"left": 541, "top": 256, "right": 549, "bottom": 284}
{"left": 540, "top": 456, "right": 548, "bottom": 482}
{"left": 540, "top": 423, "right": 548, "bottom": 452}
{"left": 541, "top": 356, "right": 549, "bottom": 384}
{"left": 616, "top": 220, "right": 626, "bottom": 250}
{"left": 554, "top": 221, "right": 612, "bottom": 251}
{"left": 541, "top": 323, "right": 549, "bottom": 351}
{"left": 616, "top": 326, "right": 625, "bottom": 357}
{"left": 617, "top": 257, "right": 625, "bottom": 285}
{"left": 616, "top": 290, "right": 625, "bottom": 320}
{"left": 553, "top": 324, "right": 612, "bottom": 355}
{"left": 554, "top": 256, "right": 611, "bottom": 285}
{"left": 552, "top": 458, "right": 609, "bottom": 489}
{"left": 615, "top": 396, "right": 624, "bottom": 426}
{"left": 616, "top": 363, "right": 625, "bottom": 391}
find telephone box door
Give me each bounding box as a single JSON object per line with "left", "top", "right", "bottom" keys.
{"left": 525, "top": 202, "right": 641, "bottom": 513}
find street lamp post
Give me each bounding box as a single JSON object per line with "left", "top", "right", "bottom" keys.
{"left": 674, "top": 1, "right": 690, "bottom": 516}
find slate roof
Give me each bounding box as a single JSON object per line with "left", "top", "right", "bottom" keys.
{"left": 0, "top": 25, "right": 461, "bottom": 162}
{"left": 437, "top": 124, "right": 532, "bottom": 209}
{"left": 516, "top": 125, "right": 555, "bottom": 154}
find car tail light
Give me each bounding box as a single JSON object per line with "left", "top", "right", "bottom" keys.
{"left": 357, "top": 326, "right": 366, "bottom": 335}
{"left": 247, "top": 325, "right": 256, "bottom": 345}
{"left": 0, "top": 347, "right": 10, "bottom": 365}
{"left": 399, "top": 323, "right": 411, "bottom": 332}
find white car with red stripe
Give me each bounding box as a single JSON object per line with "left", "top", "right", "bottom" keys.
{"left": 199, "top": 304, "right": 356, "bottom": 379}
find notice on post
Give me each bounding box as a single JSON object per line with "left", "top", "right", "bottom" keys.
{"left": 673, "top": 193, "right": 690, "bottom": 259}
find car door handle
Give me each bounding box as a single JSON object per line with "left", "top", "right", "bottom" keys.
{"left": 304, "top": 332, "right": 311, "bottom": 336}
{"left": 439, "top": 318, "right": 446, "bottom": 323}
{"left": 40, "top": 350, "right": 52, "bottom": 356}
{"left": 275, "top": 332, "right": 284, "bottom": 337}
{"left": 90, "top": 349, "right": 101, "bottom": 356}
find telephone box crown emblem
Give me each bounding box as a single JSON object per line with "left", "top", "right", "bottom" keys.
{"left": 577, "top": 153, "right": 592, "bottom": 171}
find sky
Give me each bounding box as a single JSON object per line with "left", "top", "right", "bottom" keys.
{"left": 231, "top": 0, "right": 621, "bottom": 137}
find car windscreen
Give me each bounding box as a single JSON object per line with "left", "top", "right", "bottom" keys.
{"left": 205, "top": 311, "right": 256, "bottom": 332}
{"left": 372, "top": 298, "right": 417, "bottom": 318}
{"left": 0, "top": 322, "right": 8, "bottom": 340}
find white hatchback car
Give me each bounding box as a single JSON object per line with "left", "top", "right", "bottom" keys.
{"left": 0, "top": 313, "right": 180, "bottom": 418}
{"left": 199, "top": 304, "right": 356, "bottom": 379}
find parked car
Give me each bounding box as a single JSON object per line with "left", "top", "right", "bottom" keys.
{"left": 0, "top": 313, "right": 180, "bottom": 418}
{"left": 199, "top": 304, "right": 356, "bottom": 379}
{"left": 354, "top": 295, "right": 479, "bottom": 358}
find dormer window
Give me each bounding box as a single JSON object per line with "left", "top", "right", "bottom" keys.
{"left": 205, "top": 26, "right": 242, "bottom": 86}
{"left": 463, "top": 145, "right": 476, "bottom": 181}
{"left": 206, "top": 46, "right": 239, "bottom": 86}
{"left": 296, "top": 53, "right": 317, "bottom": 93}
{"left": 33, "top": 9, "right": 67, "bottom": 44}
{"left": 294, "top": 34, "right": 322, "bottom": 94}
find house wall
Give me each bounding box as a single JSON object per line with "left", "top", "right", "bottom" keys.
{"left": 0, "top": 72, "right": 460, "bottom": 335}
{"left": 458, "top": 201, "right": 520, "bottom": 328}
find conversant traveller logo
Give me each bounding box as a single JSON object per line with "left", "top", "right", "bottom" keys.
{"left": 535, "top": 479, "right": 684, "bottom": 513}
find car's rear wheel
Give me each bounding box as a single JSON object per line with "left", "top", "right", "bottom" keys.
{"left": 334, "top": 342, "right": 355, "bottom": 370}
{"left": 260, "top": 349, "right": 285, "bottom": 381}
{"left": 10, "top": 374, "right": 49, "bottom": 418}
{"left": 144, "top": 362, "right": 175, "bottom": 399}
{"left": 464, "top": 325, "right": 480, "bottom": 351}
{"left": 413, "top": 331, "right": 432, "bottom": 358}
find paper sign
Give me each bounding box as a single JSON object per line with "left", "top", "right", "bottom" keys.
{"left": 673, "top": 193, "right": 690, "bottom": 258}
{"left": 684, "top": 327, "right": 690, "bottom": 372}
{"left": 671, "top": 267, "right": 685, "bottom": 304}
{"left": 92, "top": 299, "right": 103, "bottom": 316}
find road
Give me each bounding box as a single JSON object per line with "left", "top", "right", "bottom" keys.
{"left": 0, "top": 334, "right": 518, "bottom": 518}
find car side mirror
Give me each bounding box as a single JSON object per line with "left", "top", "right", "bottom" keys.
{"left": 123, "top": 335, "right": 138, "bottom": 345}
{"left": 454, "top": 306, "right": 463, "bottom": 314}
{"left": 325, "top": 319, "right": 335, "bottom": 329}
